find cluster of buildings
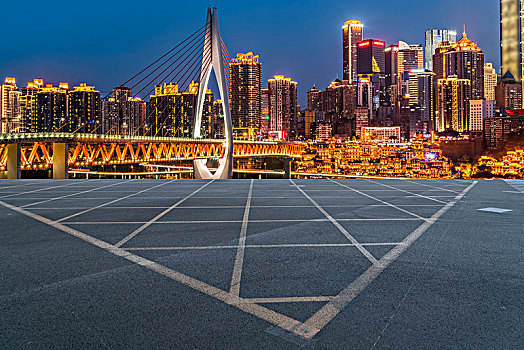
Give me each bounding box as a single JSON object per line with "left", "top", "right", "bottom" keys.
{"left": 477, "top": 149, "right": 524, "bottom": 177}
{"left": 1, "top": 1, "right": 524, "bottom": 151}
{"left": 295, "top": 139, "right": 453, "bottom": 178}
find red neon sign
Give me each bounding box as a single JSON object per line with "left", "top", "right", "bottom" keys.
{"left": 373, "top": 41, "right": 385, "bottom": 47}
{"left": 358, "top": 41, "right": 371, "bottom": 48}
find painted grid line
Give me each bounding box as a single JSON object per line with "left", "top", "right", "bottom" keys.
{"left": 365, "top": 179, "right": 448, "bottom": 204}
{"left": 289, "top": 180, "right": 378, "bottom": 265}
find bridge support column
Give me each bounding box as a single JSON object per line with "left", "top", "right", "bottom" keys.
{"left": 7, "top": 143, "right": 21, "bottom": 179}
{"left": 283, "top": 158, "right": 292, "bottom": 180}
{"left": 53, "top": 143, "right": 68, "bottom": 179}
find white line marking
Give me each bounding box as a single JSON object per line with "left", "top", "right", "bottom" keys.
{"left": 24, "top": 204, "right": 444, "bottom": 210}
{"left": 242, "top": 296, "right": 334, "bottom": 303}
{"left": 292, "top": 181, "right": 478, "bottom": 339}
{"left": 329, "top": 180, "right": 428, "bottom": 222}
{"left": 0, "top": 199, "right": 304, "bottom": 338}
{"left": 0, "top": 181, "right": 95, "bottom": 200}
{"left": 289, "top": 179, "right": 378, "bottom": 265}
{"left": 63, "top": 218, "right": 423, "bottom": 225}
{"left": 229, "top": 180, "right": 254, "bottom": 297}
{"left": 21, "top": 180, "right": 135, "bottom": 208}
{"left": 404, "top": 180, "right": 460, "bottom": 194}
{"left": 114, "top": 181, "right": 215, "bottom": 247}
{"left": 365, "top": 179, "right": 448, "bottom": 204}
{"left": 55, "top": 180, "right": 178, "bottom": 223}
{"left": 478, "top": 207, "right": 513, "bottom": 213}
{"left": 124, "top": 243, "right": 403, "bottom": 251}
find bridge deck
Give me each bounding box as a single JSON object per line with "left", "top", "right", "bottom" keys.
{"left": 0, "top": 179, "right": 522, "bottom": 348}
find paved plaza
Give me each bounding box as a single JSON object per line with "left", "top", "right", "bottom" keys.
{"left": 0, "top": 179, "right": 522, "bottom": 348}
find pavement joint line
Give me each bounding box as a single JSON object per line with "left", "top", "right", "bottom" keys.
{"left": 0, "top": 199, "right": 305, "bottom": 338}
{"left": 292, "top": 180, "right": 479, "bottom": 339}
{"left": 20, "top": 180, "right": 136, "bottom": 208}
{"left": 0, "top": 180, "right": 97, "bottom": 200}
{"left": 0, "top": 181, "right": 48, "bottom": 190}
{"left": 365, "top": 179, "right": 449, "bottom": 204}
{"left": 289, "top": 179, "right": 378, "bottom": 265}
{"left": 329, "top": 179, "right": 430, "bottom": 222}
{"left": 63, "top": 218, "right": 424, "bottom": 225}
{"left": 114, "top": 180, "right": 216, "bottom": 248}
{"left": 54, "top": 180, "right": 178, "bottom": 223}
{"left": 241, "top": 296, "right": 335, "bottom": 303}
{"left": 230, "top": 179, "right": 254, "bottom": 297}
{"left": 123, "top": 243, "right": 403, "bottom": 251}
{"left": 404, "top": 180, "right": 461, "bottom": 194}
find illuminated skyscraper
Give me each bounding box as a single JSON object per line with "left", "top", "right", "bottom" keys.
{"left": 101, "top": 87, "right": 147, "bottom": 136}
{"left": 425, "top": 29, "right": 457, "bottom": 71}
{"left": 36, "top": 84, "right": 69, "bottom": 132}
{"left": 484, "top": 63, "right": 497, "bottom": 100}
{"left": 342, "top": 19, "right": 363, "bottom": 83}
{"left": 268, "top": 75, "right": 297, "bottom": 139}
{"left": 229, "top": 52, "right": 262, "bottom": 130}
{"left": 0, "top": 78, "right": 21, "bottom": 133}
{"left": 68, "top": 83, "right": 101, "bottom": 133}
{"left": 307, "top": 86, "right": 321, "bottom": 111}
{"left": 432, "top": 41, "right": 454, "bottom": 80}
{"left": 397, "top": 41, "right": 423, "bottom": 96}
{"left": 357, "top": 39, "right": 386, "bottom": 75}
{"left": 500, "top": 0, "right": 523, "bottom": 82}
{"left": 20, "top": 79, "right": 44, "bottom": 133}
{"left": 495, "top": 71, "right": 523, "bottom": 109}
{"left": 435, "top": 76, "right": 470, "bottom": 132}
{"left": 408, "top": 70, "right": 435, "bottom": 133}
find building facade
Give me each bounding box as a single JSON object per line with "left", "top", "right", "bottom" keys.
{"left": 500, "top": 0, "right": 524, "bottom": 82}
{"left": 435, "top": 76, "right": 471, "bottom": 132}
{"left": 0, "top": 78, "right": 21, "bottom": 133}
{"left": 101, "top": 87, "right": 147, "bottom": 136}
{"left": 484, "top": 63, "right": 498, "bottom": 100}
{"left": 424, "top": 29, "right": 457, "bottom": 71}
{"left": 342, "top": 19, "right": 363, "bottom": 83}
{"left": 268, "top": 75, "right": 297, "bottom": 139}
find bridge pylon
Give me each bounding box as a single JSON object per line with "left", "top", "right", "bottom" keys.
{"left": 193, "top": 8, "right": 233, "bottom": 179}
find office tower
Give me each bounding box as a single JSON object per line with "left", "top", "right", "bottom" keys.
{"left": 268, "top": 75, "right": 297, "bottom": 139}
{"left": 260, "top": 88, "right": 269, "bottom": 137}
{"left": 355, "top": 107, "right": 370, "bottom": 137}
{"left": 408, "top": 70, "right": 435, "bottom": 133}
{"left": 36, "top": 84, "right": 69, "bottom": 132}
{"left": 307, "top": 86, "right": 322, "bottom": 111}
{"left": 469, "top": 100, "right": 495, "bottom": 133}
{"left": 304, "top": 110, "right": 315, "bottom": 139}
{"left": 397, "top": 41, "right": 424, "bottom": 96}
{"left": 229, "top": 52, "right": 262, "bottom": 130}
{"left": 0, "top": 78, "right": 21, "bottom": 133}
{"left": 495, "top": 71, "right": 523, "bottom": 109}
{"left": 342, "top": 19, "right": 363, "bottom": 83}
{"left": 385, "top": 44, "right": 399, "bottom": 89}
{"left": 500, "top": 0, "right": 523, "bottom": 82}
{"left": 484, "top": 63, "right": 498, "bottom": 100}
{"left": 68, "top": 83, "right": 101, "bottom": 133}
{"left": 432, "top": 41, "right": 454, "bottom": 79}
{"left": 446, "top": 32, "right": 485, "bottom": 100}
{"left": 150, "top": 81, "right": 212, "bottom": 138}
{"left": 357, "top": 40, "right": 386, "bottom": 74}
{"left": 213, "top": 99, "right": 224, "bottom": 138}
{"left": 435, "top": 76, "right": 471, "bottom": 132}
{"left": 101, "top": 87, "right": 147, "bottom": 136}
{"left": 20, "top": 79, "right": 44, "bottom": 133}
{"left": 425, "top": 29, "right": 457, "bottom": 70}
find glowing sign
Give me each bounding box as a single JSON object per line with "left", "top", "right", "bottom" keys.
{"left": 358, "top": 41, "right": 371, "bottom": 48}
{"left": 373, "top": 41, "right": 385, "bottom": 47}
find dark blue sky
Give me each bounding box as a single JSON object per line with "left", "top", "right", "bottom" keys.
{"left": 0, "top": 0, "right": 498, "bottom": 105}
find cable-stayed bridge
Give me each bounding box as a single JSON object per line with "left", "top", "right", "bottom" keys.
{"left": 0, "top": 8, "right": 304, "bottom": 179}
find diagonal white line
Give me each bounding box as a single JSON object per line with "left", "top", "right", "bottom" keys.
{"left": 64, "top": 218, "right": 423, "bottom": 225}
{"left": 242, "top": 296, "right": 334, "bottom": 303}
{"left": 329, "top": 179, "right": 428, "bottom": 222}
{"left": 229, "top": 179, "right": 254, "bottom": 297}
{"left": 123, "top": 243, "right": 402, "bottom": 251}
{"left": 21, "top": 180, "right": 135, "bottom": 208}
{"left": 289, "top": 180, "right": 378, "bottom": 265}
{"left": 114, "top": 180, "right": 215, "bottom": 248}
{"left": 404, "top": 180, "right": 460, "bottom": 194}
{"left": 293, "top": 181, "right": 478, "bottom": 339}
{"left": 0, "top": 181, "right": 45, "bottom": 190}
{"left": 55, "top": 180, "right": 178, "bottom": 223}
{"left": 0, "top": 198, "right": 304, "bottom": 338}
{"left": 365, "top": 179, "right": 448, "bottom": 204}
{"left": 0, "top": 180, "right": 95, "bottom": 200}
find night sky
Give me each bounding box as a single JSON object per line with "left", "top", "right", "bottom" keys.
{"left": 0, "top": 0, "right": 498, "bottom": 105}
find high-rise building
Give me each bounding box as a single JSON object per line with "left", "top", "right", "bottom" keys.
{"left": 397, "top": 41, "right": 424, "bottom": 96}
{"left": 101, "top": 87, "right": 147, "bottom": 136}
{"left": 385, "top": 45, "right": 399, "bottom": 88}
{"left": 469, "top": 100, "right": 495, "bottom": 133}
{"left": 445, "top": 32, "right": 485, "bottom": 100}
{"left": 342, "top": 19, "right": 363, "bottom": 83}
{"left": 229, "top": 52, "right": 262, "bottom": 130}
{"left": 0, "top": 78, "right": 21, "bottom": 133}
{"left": 425, "top": 29, "right": 457, "bottom": 71}
{"left": 36, "top": 84, "right": 69, "bottom": 132}
{"left": 484, "top": 63, "right": 498, "bottom": 100}
{"left": 408, "top": 70, "right": 435, "bottom": 133}
{"left": 357, "top": 40, "right": 386, "bottom": 75}
{"left": 432, "top": 41, "right": 454, "bottom": 80}
{"left": 151, "top": 81, "right": 196, "bottom": 137}
{"left": 307, "top": 86, "right": 322, "bottom": 111}
{"left": 260, "top": 88, "right": 269, "bottom": 137}
{"left": 495, "top": 71, "right": 523, "bottom": 109}
{"left": 20, "top": 79, "right": 44, "bottom": 133}
{"left": 435, "top": 76, "right": 471, "bottom": 132}
{"left": 268, "top": 75, "right": 297, "bottom": 139}
{"left": 68, "top": 83, "right": 101, "bottom": 133}
{"left": 500, "top": 0, "right": 524, "bottom": 82}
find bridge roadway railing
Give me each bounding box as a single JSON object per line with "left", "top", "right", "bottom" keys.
{"left": 0, "top": 133, "right": 305, "bottom": 179}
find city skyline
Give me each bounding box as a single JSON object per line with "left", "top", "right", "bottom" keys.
{"left": 0, "top": 0, "right": 499, "bottom": 105}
